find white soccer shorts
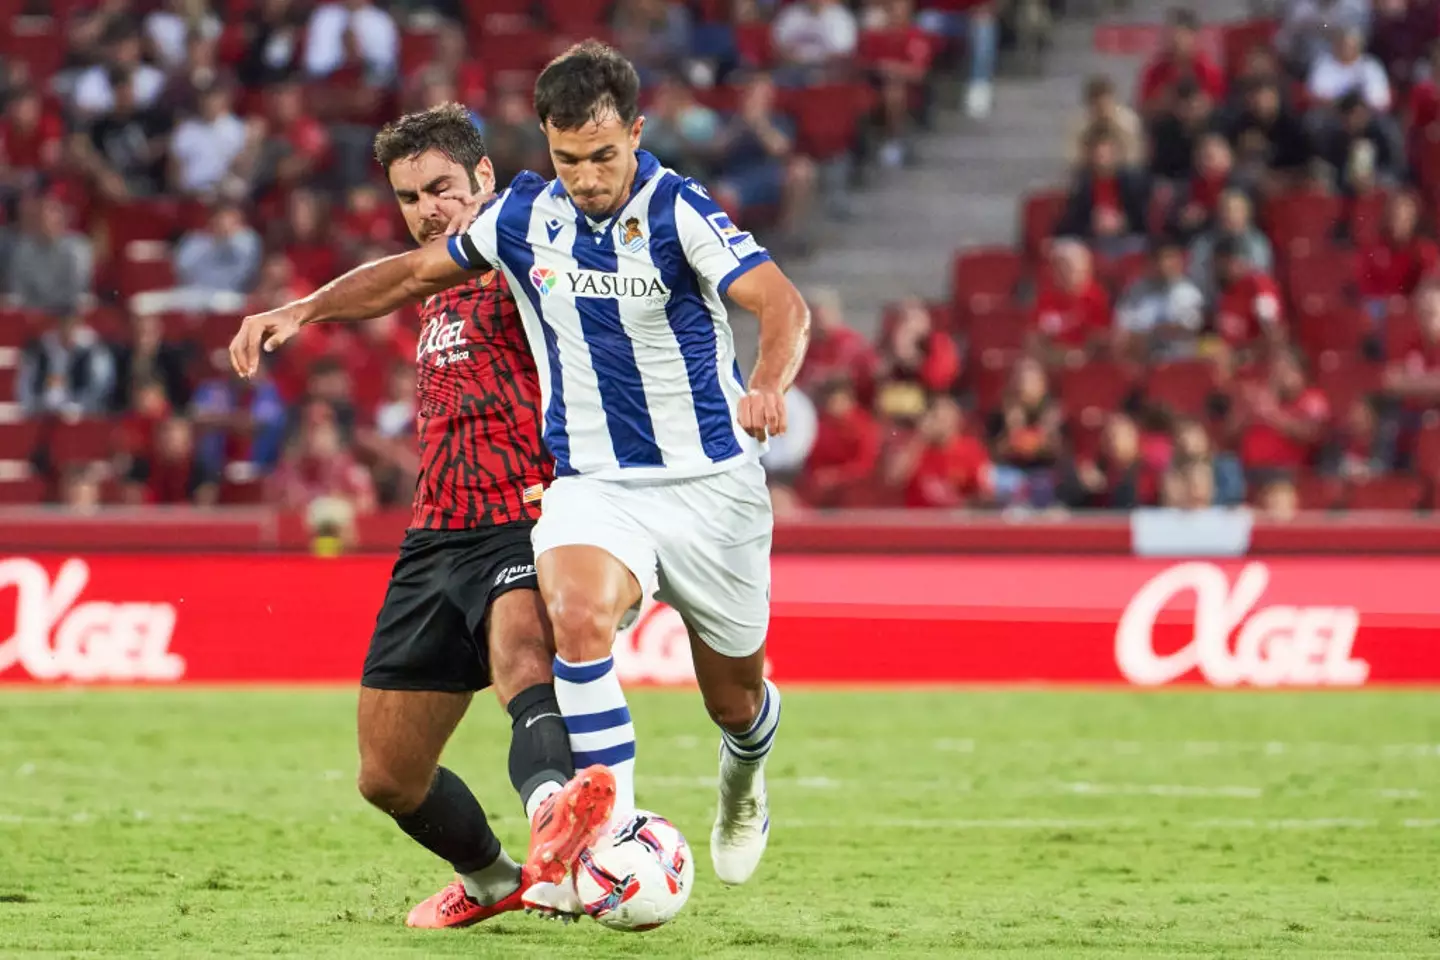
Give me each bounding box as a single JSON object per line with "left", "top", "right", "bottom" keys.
{"left": 531, "top": 460, "right": 772, "bottom": 658}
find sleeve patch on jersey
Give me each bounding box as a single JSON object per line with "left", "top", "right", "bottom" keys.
{"left": 686, "top": 180, "right": 712, "bottom": 200}
{"left": 705, "top": 211, "right": 757, "bottom": 253}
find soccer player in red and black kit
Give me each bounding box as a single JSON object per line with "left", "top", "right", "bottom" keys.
{"left": 238, "top": 105, "right": 615, "bottom": 929}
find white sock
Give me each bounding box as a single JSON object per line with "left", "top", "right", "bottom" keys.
{"left": 524, "top": 779, "right": 564, "bottom": 822}
{"left": 553, "top": 655, "right": 636, "bottom": 813}
{"left": 721, "top": 679, "right": 781, "bottom": 767}
{"left": 459, "top": 850, "right": 521, "bottom": 906}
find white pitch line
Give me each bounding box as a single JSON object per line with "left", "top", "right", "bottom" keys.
{"left": 783, "top": 817, "right": 1439, "bottom": 831}
{"left": 647, "top": 775, "right": 1261, "bottom": 798}
{"left": 1057, "top": 781, "right": 1262, "bottom": 799}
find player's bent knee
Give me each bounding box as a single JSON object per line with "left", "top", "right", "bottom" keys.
{"left": 546, "top": 591, "right": 620, "bottom": 661}
{"left": 356, "top": 764, "right": 429, "bottom": 816}
{"left": 703, "top": 684, "right": 765, "bottom": 733}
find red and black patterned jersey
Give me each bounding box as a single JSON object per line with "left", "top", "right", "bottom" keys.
{"left": 411, "top": 270, "right": 551, "bottom": 530}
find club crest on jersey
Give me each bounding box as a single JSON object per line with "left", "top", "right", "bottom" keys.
{"left": 530, "top": 266, "right": 558, "bottom": 296}
{"left": 618, "top": 216, "right": 647, "bottom": 252}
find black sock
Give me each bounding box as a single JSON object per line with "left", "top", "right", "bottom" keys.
{"left": 507, "top": 683, "right": 575, "bottom": 812}
{"left": 392, "top": 767, "right": 502, "bottom": 875}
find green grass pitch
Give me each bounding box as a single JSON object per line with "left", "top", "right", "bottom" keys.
{"left": 2, "top": 688, "right": 1438, "bottom": 958}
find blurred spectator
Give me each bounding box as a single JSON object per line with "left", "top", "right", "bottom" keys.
{"left": 73, "top": 23, "right": 168, "bottom": 118}
{"left": 985, "top": 356, "right": 1062, "bottom": 506}
{"left": 355, "top": 362, "right": 417, "bottom": 505}
{"left": 1384, "top": 281, "right": 1440, "bottom": 405}
{"left": 1279, "top": 0, "right": 1372, "bottom": 75}
{"left": 274, "top": 188, "right": 339, "bottom": 288}
{"left": 169, "top": 84, "right": 263, "bottom": 198}
{"left": 255, "top": 81, "right": 333, "bottom": 195}
{"left": 249, "top": 254, "right": 314, "bottom": 314}
{"left": 1257, "top": 476, "right": 1299, "bottom": 520}
{"left": 1224, "top": 78, "right": 1314, "bottom": 183}
{"left": 61, "top": 463, "right": 106, "bottom": 513}
{"left": 912, "top": 1, "right": 1000, "bottom": 119}
{"left": 336, "top": 185, "right": 401, "bottom": 251}
{"left": 74, "top": 69, "right": 173, "bottom": 201}
{"left": 303, "top": 0, "right": 399, "bottom": 84}
{"left": 901, "top": 396, "right": 991, "bottom": 507}
{"left": 768, "top": 482, "right": 808, "bottom": 518}
{"left": 1232, "top": 349, "right": 1330, "bottom": 484}
{"left": 5, "top": 195, "right": 94, "bottom": 315}
{"left": 132, "top": 416, "right": 215, "bottom": 504}
{"left": 1307, "top": 28, "right": 1392, "bottom": 113}
{"left": 300, "top": 356, "right": 358, "bottom": 441}
{"left": 1056, "top": 128, "right": 1150, "bottom": 258}
{"left": 238, "top": 0, "right": 307, "bottom": 89}
{"left": 172, "top": 202, "right": 263, "bottom": 299}
{"left": 1161, "top": 456, "right": 1216, "bottom": 509}
{"left": 1114, "top": 238, "right": 1206, "bottom": 362}
{"left": 799, "top": 378, "right": 882, "bottom": 507}
{"left": 484, "top": 85, "right": 553, "bottom": 185}
{"left": 1147, "top": 77, "right": 1213, "bottom": 183}
{"left": 145, "top": 0, "right": 223, "bottom": 71}
{"left": 1031, "top": 239, "right": 1111, "bottom": 359}
{"left": 18, "top": 313, "right": 117, "bottom": 417}
{"left": 112, "top": 311, "right": 192, "bottom": 412}
{"left": 1057, "top": 412, "right": 1155, "bottom": 509}
{"left": 1368, "top": 0, "right": 1437, "bottom": 88}
{"left": 163, "top": 31, "right": 232, "bottom": 116}
{"left": 1320, "top": 394, "right": 1397, "bottom": 482}
{"left": 411, "top": 28, "right": 487, "bottom": 111}
{"left": 191, "top": 356, "right": 288, "bottom": 475}
{"left": 0, "top": 88, "right": 64, "bottom": 191}
{"left": 1168, "top": 133, "right": 1243, "bottom": 241}
{"left": 268, "top": 406, "right": 377, "bottom": 513}
{"left": 1188, "top": 190, "right": 1273, "bottom": 301}
{"left": 1167, "top": 416, "right": 1245, "bottom": 506}
{"left": 772, "top": 0, "right": 858, "bottom": 81}
{"left": 796, "top": 287, "right": 879, "bottom": 403}
{"left": 1068, "top": 75, "right": 1144, "bottom": 169}
{"left": 1357, "top": 191, "right": 1438, "bottom": 317}
{"left": 611, "top": 0, "right": 695, "bottom": 85}
{"left": 643, "top": 74, "right": 724, "bottom": 178}
{"left": 759, "top": 387, "right": 819, "bottom": 483}
{"left": 307, "top": 494, "right": 359, "bottom": 554}
{"left": 1315, "top": 92, "right": 1406, "bottom": 195}
{"left": 714, "top": 72, "right": 818, "bottom": 250}
{"left": 873, "top": 298, "right": 960, "bottom": 421}
{"left": 1211, "top": 234, "right": 1285, "bottom": 352}
{"left": 861, "top": 0, "right": 938, "bottom": 165}
{"left": 68, "top": 0, "right": 142, "bottom": 65}
{"left": 1136, "top": 7, "right": 1225, "bottom": 115}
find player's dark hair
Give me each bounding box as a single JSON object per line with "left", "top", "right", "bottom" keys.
{"left": 373, "top": 103, "right": 487, "bottom": 191}
{"left": 533, "top": 39, "right": 640, "bottom": 131}
{"left": 1168, "top": 6, "right": 1199, "bottom": 31}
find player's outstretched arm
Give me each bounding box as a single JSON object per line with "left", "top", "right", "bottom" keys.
{"left": 228, "top": 242, "right": 477, "bottom": 379}
{"left": 726, "top": 261, "right": 810, "bottom": 441}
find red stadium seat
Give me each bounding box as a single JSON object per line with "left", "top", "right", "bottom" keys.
{"left": 1295, "top": 305, "right": 1367, "bottom": 357}
{"left": 1347, "top": 475, "right": 1425, "bottom": 511}
{"left": 0, "top": 420, "right": 40, "bottom": 459}
{"left": 1385, "top": 307, "right": 1420, "bottom": 360}
{"left": 0, "top": 476, "right": 46, "bottom": 504}
{"left": 952, "top": 247, "right": 1025, "bottom": 322}
{"left": 1020, "top": 190, "right": 1068, "bottom": 262}
{"left": 399, "top": 30, "right": 439, "bottom": 80}
{"left": 785, "top": 84, "right": 874, "bottom": 160}
{"left": 1347, "top": 189, "right": 1388, "bottom": 247}
{"left": 476, "top": 30, "right": 553, "bottom": 76}
{"left": 1295, "top": 472, "right": 1343, "bottom": 510}
{"left": 1414, "top": 421, "right": 1440, "bottom": 478}
{"left": 1144, "top": 360, "right": 1217, "bottom": 418}
{"left": 966, "top": 306, "right": 1028, "bottom": 356}
{"left": 1285, "top": 249, "right": 1357, "bottom": 316}
{"left": 48, "top": 419, "right": 116, "bottom": 465}
{"left": 0, "top": 21, "right": 65, "bottom": 79}
{"left": 1263, "top": 191, "right": 1342, "bottom": 259}
{"left": 1315, "top": 356, "right": 1383, "bottom": 415}
{"left": 0, "top": 307, "right": 40, "bottom": 348}
{"left": 116, "top": 257, "right": 177, "bottom": 301}
{"left": 540, "top": 0, "right": 609, "bottom": 27}
{"left": 733, "top": 23, "right": 773, "bottom": 68}
{"left": 0, "top": 365, "right": 17, "bottom": 403}
{"left": 218, "top": 477, "right": 265, "bottom": 505}
{"left": 104, "top": 199, "right": 182, "bottom": 251}
{"left": 967, "top": 353, "right": 1013, "bottom": 413}
{"left": 1058, "top": 362, "right": 1134, "bottom": 428}
{"left": 1221, "top": 19, "right": 1279, "bottom": 78}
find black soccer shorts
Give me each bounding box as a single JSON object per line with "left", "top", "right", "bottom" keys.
{"left": 361, "top": 522, "right": 539, "bottom": 692}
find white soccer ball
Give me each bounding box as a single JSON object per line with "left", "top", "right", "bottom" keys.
{"left": 571, "top": 810, "right": 695, "bottom": 931}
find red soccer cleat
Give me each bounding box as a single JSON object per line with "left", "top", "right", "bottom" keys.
{"left": 404, "top": 868, "right": 535, "bottom": 929}
{"left": 524, "top": 764, "right": 618, "bottom": 885}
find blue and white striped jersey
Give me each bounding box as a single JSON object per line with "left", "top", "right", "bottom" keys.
{"left": 446, "top": 150, "right": 771, "bottom": 480}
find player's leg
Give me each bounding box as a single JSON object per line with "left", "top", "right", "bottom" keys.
{"left": 651, "top": 462, "right": 779, "bottom": 884}
{"left": 356, "top": 688, "right": 527, "bottom": 926}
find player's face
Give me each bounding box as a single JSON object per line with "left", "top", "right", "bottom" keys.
{"left": 543, "top": 113, "right": 645, "bottom": 219}
{"left": 388, "top": 149, "right": 495, "bottom": 246}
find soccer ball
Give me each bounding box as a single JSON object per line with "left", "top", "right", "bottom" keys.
{"left": 571, "top": 810, "right": 694, "bottom": 931}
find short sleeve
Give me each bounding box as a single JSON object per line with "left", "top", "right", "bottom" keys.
{"left": 447, "top": 193, "right": 503, "bottom": 272}
{"left": 673, "top": 179, "right": 772, "bottom": 297}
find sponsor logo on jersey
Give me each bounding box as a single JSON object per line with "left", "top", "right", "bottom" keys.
{"left": 417, "top": 317, "right": 471, "bottom": 367}
{"left": 530, "top": 266, "right": 558, "bottom": 295}
{"left": 0, "top": 557, "right": 184, "bottom": 682}
{"left": 704, "top": 212, "right": 762, "bottom": 259}
{"left": 563, "top": 269, "right": 670, "bottom": 300}
{"left": 618, "top": 216, "right": 647, "bottom": 253}
{"left": 1115, "top": 562, "right": 1368, "bottom": 688}
{"left": 522, "top": 483, "right": 544, "bottom": 504}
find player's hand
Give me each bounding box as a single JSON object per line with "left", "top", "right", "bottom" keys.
{"left": 738, "top": 386, "right": 786, "bottom": 442}
{"left": 229, "top": 303, "right": 306, "bottom": 379}
{"left": 443, "top": 191, "right": 483, "bottom": 237}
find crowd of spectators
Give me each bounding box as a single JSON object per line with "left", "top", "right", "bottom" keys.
{"left": 0, "top": 0, "right": 1026, "bottom": 512}
{"left": 770, "top": 1, "right": 1440, "bottom": 517}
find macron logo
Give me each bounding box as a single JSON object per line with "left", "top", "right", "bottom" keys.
{"left": 545, "top": 218, "right": 563, "bottom": 243}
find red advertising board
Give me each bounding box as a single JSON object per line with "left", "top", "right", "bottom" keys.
{"left": 1, "top": 554, "right": 1437, "bottom": 687}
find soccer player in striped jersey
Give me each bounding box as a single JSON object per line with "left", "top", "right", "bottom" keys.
{"left": 230, "top": 41, "right": 810, "bottom": 902}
